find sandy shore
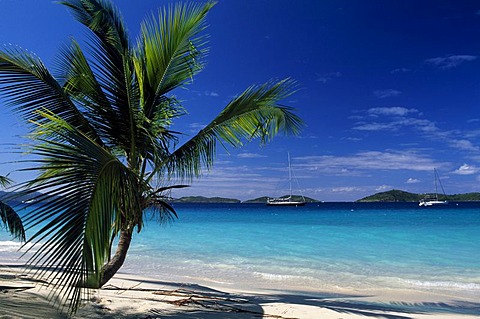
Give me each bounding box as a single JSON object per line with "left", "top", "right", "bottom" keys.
{"left": 1, "top": 265, "right": 479, "bottom": 319}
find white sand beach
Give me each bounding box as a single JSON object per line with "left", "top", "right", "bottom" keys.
{"left": 1, "top": 265, "right": 479, "bottom": 319}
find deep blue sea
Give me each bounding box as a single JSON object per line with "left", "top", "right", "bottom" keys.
{"left": 1, "top": 202, "right": 479, "bottom": 297}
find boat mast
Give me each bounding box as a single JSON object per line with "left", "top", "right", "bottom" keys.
{"left": 435, "top": 168, "right": 447, "bottom": 199}
{"left": 434, "top": 168, "right": 439, "bottom": 200}
{"left": 288, "top": 152, "right": 292, "bottom": 198}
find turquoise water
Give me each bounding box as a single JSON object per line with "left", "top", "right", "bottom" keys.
{"left": 2, "top": 202, "right": 480, "bottom": 295}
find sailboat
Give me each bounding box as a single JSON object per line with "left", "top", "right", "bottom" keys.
{"left": 267, "top": 153, "right": 306, "bottom": 206}
{"left": 419, "top": 168, "right": 448, "bottom": 207}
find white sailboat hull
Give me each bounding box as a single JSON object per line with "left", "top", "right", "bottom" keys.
{"left": 266, "top": 199, "right": 306, "bottom": 206}
{"left": 419, "top": 169, "right": 448, "bottom": 207}
{"left": 419, "top": 199, "right": 448, "bottom": 207}
{"left": 267, "top": 153, "right": 306, "bottom": 206}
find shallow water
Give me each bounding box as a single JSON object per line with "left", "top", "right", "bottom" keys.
{"left": 2, "top": 202, "right": 479, "bottom": 296}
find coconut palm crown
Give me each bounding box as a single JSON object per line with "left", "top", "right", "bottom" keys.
{"left": 0, "top": 0, "right": 303, "bottom": 312}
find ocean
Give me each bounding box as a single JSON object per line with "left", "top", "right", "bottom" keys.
{"left": 1, "top": 202, "right": 479, "bottom": 297}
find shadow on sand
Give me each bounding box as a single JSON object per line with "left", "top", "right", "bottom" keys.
{"left": 81, "top": 276, "right": 480, "bottom": 319}
{"left": 1, "top": 272, "right": 479, "bottom": 319}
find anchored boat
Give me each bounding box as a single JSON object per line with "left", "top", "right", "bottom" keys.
{"left": 267, "top": 153, "right": 306, "bottom": 206}
{"left": 419, "top": 168, "right": 448, "bottom": 207}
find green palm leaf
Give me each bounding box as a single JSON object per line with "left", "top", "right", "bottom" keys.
{"left": 167, "top": 78, "right": 304, "bottom": 179}
{"left": 0, "top": 201, "right": 25, "bottom": 241}
{"left": 18, "top": 111, "right": 142, "bottom": 311}
{"left": 0, "top": 47, "right": 97, "bottom": 139}
{"left": 60, "top": 0, "right": 129, "bottom": 51}
{"left": 55, "top": 38, "right": 138, "bottom": 156}
{"left": 134, "top": 1, "right": 214, "bottom": 117}
{"left": 60, "top": 0, "right": 137, "bottom": 156}
{"left": 0, "top": 175, "right": 25, "bottom": 241}
{"left": 0, "top": 175, "right": 12, "bottom": 188}
{"left": 56, "top": 40, "right": 111, "bottom": 138}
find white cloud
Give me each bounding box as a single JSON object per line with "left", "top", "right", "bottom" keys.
{"left": 171, "top": 164, "right": 279, "bottom": 200}
{"left": 452, "top": 164, "right": 479, "bottom": 175}
{"left": 367, "top": 107, "right": 418, "bottom": 117}
{"left": 353, "top": 107, "right": 421, "bottom": 131}
{"left": 448, "top": 139, "right": 480, "bottom": 152}
{"left": 391, "top": 68, "right": 411, "bottom": 74}
{"left": 353, "top": 122, "right": 398, "bottom": 131}
{"left": 406, "top": 178, "right": 420, "bottom": 184}
{"left": 332, "top": 186, "right": 363, "bottom": 193}
{"left": 296, "top": 151, "right": 443, "bottom": 174}
{"left": 425, "top": 55, "right": 477, "bottom": 69}
{"left": 375, "top": 185, "right": 391, "bottom": 191}
{"left": 373, "top": 89, "right": 402, "bottom": 99}
{"left": 316, "top": 71, "right": 341, "bottom": 83}
{"left": 464, "top": 129, "right": 480, "bottom": 139}
{"left": 237, "top": 152, "right": 267, "bottom": 159}
{"left": 187, "top": 122, "right": 206, "bottom": 133}
{"left": 204, "top": 91, "right": 219, "bottom": 97}
{"left": 353, "top": 116, "right": 430, "bottom": 132}
{"left": 351, "top": 108, "right": 480, "bottom": 155}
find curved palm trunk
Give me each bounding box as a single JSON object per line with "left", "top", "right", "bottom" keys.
{"left": 96, "top": 229, "right": 133, "bottom": 288}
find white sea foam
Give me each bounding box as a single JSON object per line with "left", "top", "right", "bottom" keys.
{"left": 253, "top": 271, "right": 315, "bottom": 282}
{"left": 402, "top": 279, "right": 480, "bottom": 290}
{"left": 0, "top": 240, "right": 24, "bottom": 252}
{"left": 0, "top": 240, "right": 35, "bottom": 254}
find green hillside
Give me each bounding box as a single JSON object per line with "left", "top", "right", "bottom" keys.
{"left": 243, "top": 195, "right": 320, "bottom": 204}
{"left": 357, "top": 190, "right": 420, "bottom": 202}
{"left": 172, "top": 196, "right": 241, "bottom": 203}
{"left": 357, "top": 189, "right": 480, "bottom": 202}
{"left": 446, "top": 192, "right": 480, "bottom": 201}
{"left": 242, "top": 196, "right": 270, "bottom": 204}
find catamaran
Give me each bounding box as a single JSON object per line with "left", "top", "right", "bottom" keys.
{"left": 267, "top": 153, "right": 306, "bottom": 206}
{"left": 419, "top": 168, "right": 448, "bottom": 207}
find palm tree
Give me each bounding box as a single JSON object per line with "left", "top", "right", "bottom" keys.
{"left": 0, "top": 175, "right": 25, "bottom": 241}
{"left": 0, "top": 0, "right": 303, "bottom": 312}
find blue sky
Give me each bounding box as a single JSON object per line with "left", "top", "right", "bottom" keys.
{"left": 1, "top": 0, "right": 480, "bottom": 201}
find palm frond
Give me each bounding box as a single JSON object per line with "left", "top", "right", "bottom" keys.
{"left": 0, "top": 46, "right": 97, "bottom": 138}
{"left": 150, "top": 184, "right": 189, "bottom": 197}
{"left": 0, "top": 201, "right": 25, "bottom": 241}
{"left": 135, "top": 97, "right": 185, "bottom": 179}
{"left": 17, "top": 111, "right": 141, "bottom": 312}
{"left": 0, "top": 175, "right": 12, "bottom": 188}
{"left": 134, "top": 1, "right": 215, "bottom": 118}
{"left": 141, "top": 195, "right": 177, "bottom": 232}
{"left": 167, "top": 78, "right": 304, "bottom": 179}
{"left": 60, "top": 0, "right": 138, "bottom": 156}
{"left": 55, "top": 40, "right": 111, "bottom": 138}
{"left": 60, "top": 0, "right": 129, "bottom": 51}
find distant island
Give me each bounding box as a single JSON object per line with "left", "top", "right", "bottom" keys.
{"left": 3, "top": 190, "right": 480, "bottom": 205}
{"left": 357, "top": 189, "right": 480, "bottom": 202}
{"left": 243, "top": 195, "right": 321, "bottom": 204}
{"left": 171, "top": 195, "right": 321, "bottom": 204}
{"left": 172, "top": 196, "right": 241, "bottom": 203}
{"left": 172, "top": 191, "right": 480, "bottom": 204}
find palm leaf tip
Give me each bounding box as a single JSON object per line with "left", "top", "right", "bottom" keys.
{"left": 0, "top": 201, "right": 26, "bottom": 241}
{"left": 134, "top": 1, "right": 216, "bottom": 99}
{"left": 213, "top": 78, "right": 304, "bottom": 144}
{"left": 0, "top": 175, "right": 25, "bottom": 241}
{"left": 260, "top": 78, "right": 304, "bottom": 137}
